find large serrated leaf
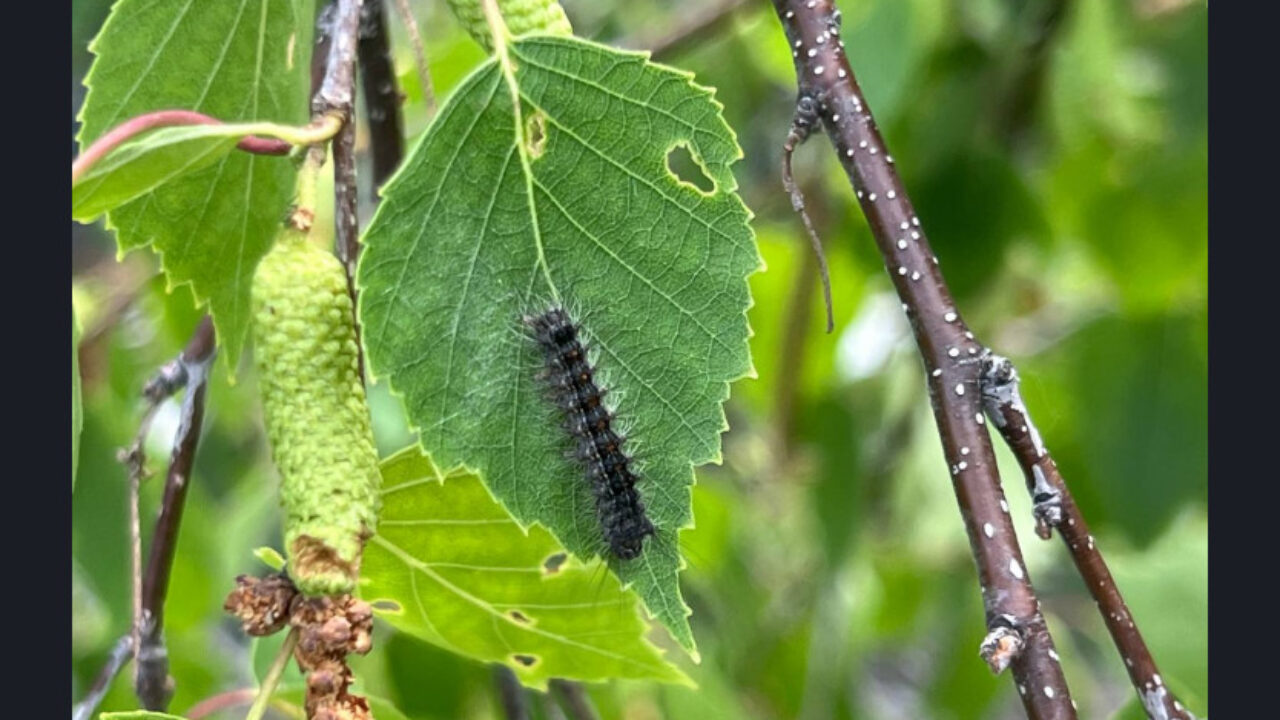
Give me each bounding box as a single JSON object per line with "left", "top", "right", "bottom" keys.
{"left": 357, "top": 36, "right": 760, "bottom": 654}
{"left": 361, "top": 447, "right": 691, "bottom": 689}
{"left": 76, "top": 0, "right": 314, "bottom": 365}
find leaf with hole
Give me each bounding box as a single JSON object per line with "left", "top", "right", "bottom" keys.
{"left": 360, "top": 447, "right": 691, "bottom": 689}
{"left": 357, "top": 36, "right": 760, "bottom": 655}
{"left": 76, "top": 0, "right": 314, "bottom": 365}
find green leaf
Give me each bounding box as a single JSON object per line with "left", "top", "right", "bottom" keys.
{"left": 358, "top": 35, "right": 759, "bottom": 656}
{"left": 72, "top": 125, "right": 243, "bottom": 223}
{"left": 361, "top": 447, "right": 692, "bottom": 689}
{"left": 76, "top": 0, "right": 314, "bottom": 365}
{"left": 101, "top": 713, "right": 187, "bottom": 720}
{"left": 252, "top": 546, "right": 287, "bottom": 571}
{"left": 72, "top": 310, "right": 83, "bottom": 489}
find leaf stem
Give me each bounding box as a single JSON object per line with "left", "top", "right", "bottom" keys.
{"left": 482, "top": 0, "right": 561, "bottom": 303}
{"left": 245, "top": 628, "right": 299, "bottom": 720}
{"left": 72, "top": 110, "right": 344, "bottom": 185}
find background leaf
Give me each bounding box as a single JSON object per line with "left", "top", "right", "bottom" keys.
{"left": 73, "top": 310, "right": 83, "bottom": 489}
{"left": 72, "top": 125, "right": 244, "bottom": 223}
{"left": 358, "top": 36, "right": 760, "bottom": 653}
{"left": 76, "top": 0, "right": 314, "bottom": 365}
{"left": 361, "top": 447, "right": 691, "bottom": 689}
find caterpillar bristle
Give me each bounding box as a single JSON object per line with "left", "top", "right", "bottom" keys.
{"left": 526, "top": 305, "right": 655, "bottom": 562}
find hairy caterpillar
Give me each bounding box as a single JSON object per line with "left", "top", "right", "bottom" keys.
{"left": 445, "top": 0, "right": 572, "bottom": 52}
{"left": 252, "top": 229, "right": 381, "bottom": 596}
{"left": 525, "top": 307, "right": 655, "bottom": 560}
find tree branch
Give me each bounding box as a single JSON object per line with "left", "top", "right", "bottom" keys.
{"left": 493, "top": 666, "right": 530, "bottom": 720}
{"left": 72, "top": 635, "right": 134, "bottom": 720}
{"left": 135, "top": 316, "right": 217, "bottom": 710}
{"left": 980, "top": 355, "right": 1195, "bottom": 719}
{"left": 358, "top": 0, "right": 404, "bottom": 191}
{"left": 312, "top": 0, "right": 366, "bottom": 378}
{"left": 549, "top": 680, "right": 600, "bottom": 720}
{"left": 768, "top": 2, "right": 1075, "bottom": 717}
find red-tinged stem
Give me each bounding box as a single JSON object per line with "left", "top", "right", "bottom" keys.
{"left": 769, "top": 1, "right": 1075, "bottom": 717}
{"left": 72, "top": 110, "right": 290, "bottom": 184}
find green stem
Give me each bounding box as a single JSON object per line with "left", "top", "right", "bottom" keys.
{"left": 245, "top": 628, "right": 299, "bottom": 720}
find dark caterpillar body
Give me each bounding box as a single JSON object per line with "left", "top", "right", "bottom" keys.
{"left": 526, "top": 307, "right": 655, "bottom": 560}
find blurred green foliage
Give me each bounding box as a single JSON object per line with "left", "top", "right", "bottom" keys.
{"left": 73, "top": 0, "right": 1206, "bottom": 718}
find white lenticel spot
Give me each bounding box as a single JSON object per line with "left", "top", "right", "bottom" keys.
{"left": 948, "top": 347, "right": 960, "bottom": 358}
{"left": 900, "top": 221, "right": 910, "bottom": 230}
{"left": 887, "top": 190, "right": 896, "bottom": 199}
{"left": 912, "top": 216, "right": 920, "bottom": 226}
{"left": 846, "top": 148, "right": 854, "bottom": 157}
{"left": 898, "top": 239, "right": 908, "bottom": 249}
{"left": 832, "top": 114, "right": 840, "bottom": 121}
{"left": 1009, "top": 559, "right": 1024, "bottom": 579}
{"left": 870, "top": 147, "right": 878, "bottom": 154}
{"left": 814, "top": 66, "right": 825, "bottom": 75}
{"left": 859, "top": 140, "right": 868, "bottom": 148}
{"left": 897, "top": 266, "right": 907, "bottom": 275}
{"left": 1000, "top": 499, "right": 1009, "bottom": 512}
{"left": 838, "top": 68, "right": 846, "bottom": 78}
{"left": 932, "top": 368, "right": 942, "bottom": 377}
{"left": 944, "top": 312, "right": 957, "bottom": 322}
{"left": 886, "top": 155, "right": 894, "bottom": 163}
{"left": 983, "top": 523, "right": 994, "bottom": 538}
{"left": 977, "top": 413, "right": 986, "bottom": 425}
{"left": 912, "top": 231, "right": 920, "bottom": 240}
{"left": 795, "top": 39, "right": 802, "bottom": 48}
{"left": 1044, "top": 687, "right": 1055, "bottom": 699}
{"left": 960, "top": 447, "right": 970, "bottom": 455}
{"left": 869, "top": 193, "right": 877, "bottom": 201}
{"left": 955, "top": 384, "right": 965, "bottom": 396}
{"left": 911, "top": 271, "right": 920, "bottom": 281}
{"left": 808, "top": 48, "right": 817, "bottom": 57}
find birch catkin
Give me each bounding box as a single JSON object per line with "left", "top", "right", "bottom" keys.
{"left": 252, "top": 230, "right": 380, "bottom": 596}
{"left": 445, "top": 0, "right": 572, "bottom": 51}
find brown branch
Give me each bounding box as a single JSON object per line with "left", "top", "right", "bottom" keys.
{"left": 768, "top": 2, "right": 1075, "bottom": 717}
{"left": 312, "top": 0, "right": 367, "bottom": 379}
{"left": 980, "top": 355, "right": 1195, "bottom": 719}
{"left": 135, "top": 317, "right": 217, "bottom": 710}
{"left": 549, "top": 680, "right": 600, "bottom": 720}
{"left": 493, "top": 666, "right": 530, "bottom": 720}
{"left": 72, "top": 635, "right": 134, "bottom": 720}
{"left": 390, "top": 0, "right": 436, "bottom": 116}
{"left": 619, "top": 0, "right": 752, "bottom": 61}
{"left": 358, "top": 0, "right": 404, "bottom": 191}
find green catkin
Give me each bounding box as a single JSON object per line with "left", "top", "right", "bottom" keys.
{"left": 445, "top": 0, "right": 572, "bottom": 52}
{"left": 252, "top": 230, "right": 381, "bottom": 596}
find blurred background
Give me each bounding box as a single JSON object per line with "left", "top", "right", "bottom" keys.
{"left": 72, "top": 0, "right": 1207, "bottom": 718}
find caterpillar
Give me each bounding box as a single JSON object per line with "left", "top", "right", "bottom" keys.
{"left": 253, "top": 229, "right": 381, "bottom": 596}
{"left": 525, "top": 307, "right": 655, "bottom": 560}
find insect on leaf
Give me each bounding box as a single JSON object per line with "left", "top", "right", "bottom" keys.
{"left": 358, "top": 35, "right": 761, "bottom": 655}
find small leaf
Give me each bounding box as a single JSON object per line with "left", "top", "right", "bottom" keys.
{"left": 100, "top": 713, "right": 188, "bottom": 720}
{"left": 361, "top": 447, "right": 691, "bottom": 689}
{"left": 358, "top": 35, "right": 760, "bottom": 655}
{"left": 253, "top": 546, "right": 287, "bottom": 571}
{"left": 76, "top": 0, "right": 315, "bottom": 365}
{"left": 72, "top": 310, "right": 83, "bottom": 489}
{"left": 73, "top": 125, "right": 242, "bottom": 223}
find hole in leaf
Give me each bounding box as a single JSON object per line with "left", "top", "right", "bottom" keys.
{"left": 508, "top": 610, "right": 532, "bottom": 624}
{"left": 666, "top": 142, "right": 716, "bottom": 194}
{"left": 542, "top": 553, "right": 567, "bottom": 574}
{"left": 511, "top": 653, "right": 539, "bottom": 667}
{"left": 371, "top": 600, "right": 402, "bottom": 614}
{"left": 525, "top": 111, "right": 547, "bottom": 159}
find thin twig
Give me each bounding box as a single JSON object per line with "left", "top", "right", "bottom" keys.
{"left": 71, "top": 635, "right": 134, "bottom": 720}
{"left": 186, "top": 688, "right": 259, "bottom": 720}
{"left": 390, "top": 0, "right": 436, "bottom": 115}
{"left": 768, "top": 2, "right": 1075, "bottom": 717}
{"left": 980, "top": 355, "right": 1195, "bottom": 719}
{"left": 781, "top": 92, "right": 835, "bottom": 333}
{"left": 493, "top": 666, "right": 530, "bottom": 720}
{"left": 135, "top": 317, "right": 217, "bottom": 710}
{"left": 246, "top": 629, "right": 301, "bottom": 720}
{"left": 619, "top": 0, "right": 752, "bottom": 61}
{"left": 358, "top": 0, "right": 405, "bottom": 190}
{"left": 549, "top": 680, "right": 600, "bottom": 720}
